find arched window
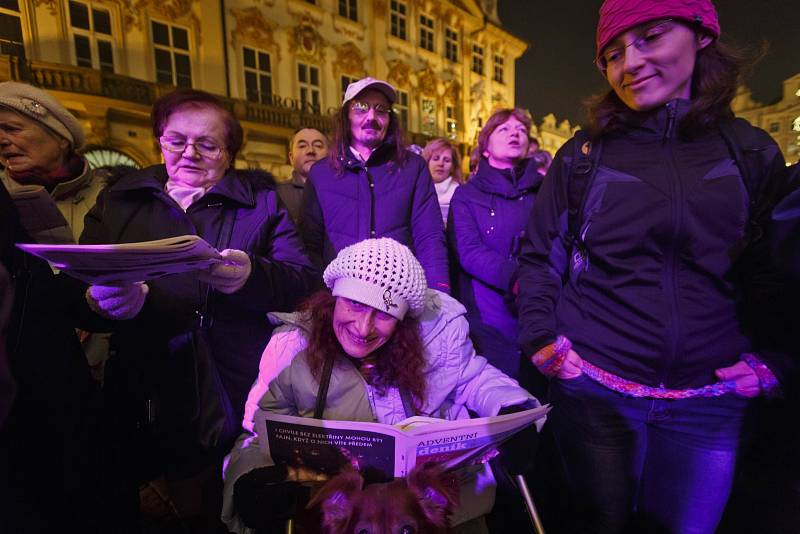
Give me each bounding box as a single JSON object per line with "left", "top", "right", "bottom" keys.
{"left": 83, "top": 148, "right": 141, "bottom": 170}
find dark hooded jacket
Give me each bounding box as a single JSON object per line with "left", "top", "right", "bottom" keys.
{"left": 78, "top": 165, "right": 318, "bottom": 476}
{"left": 448, "top": 158, "right": 541, "bottom": 364}
{"left": 517, "top": 100, "right": 791, "bottom": 389}
{"left": 300, "top": 142, "right": 449, "bottom": 291}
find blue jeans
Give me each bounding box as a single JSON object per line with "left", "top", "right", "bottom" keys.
{"left": 550, "top": 374, "right": 751, "bottom": 534}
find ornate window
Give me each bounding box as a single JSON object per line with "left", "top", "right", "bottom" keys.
{"left": 421, "top": 98, "right": 436, "bottom": 137}
{"left": 0, "top": 0, "right": 24, "bottom": 58}
{"left": 151, "top": 20, "right": 191, "bottom": 87}
{"left": 67, "top": 1, "right": 114, "bottom": 72}
{"left": 493, "top": 54, "right": 504, "bottom": 84}
{"left": 297, "top": 62, "right": 321, "bottom": 113}
{"left": 419, "top": 14, "right": 434, "bottom": 52}
{"left": 390, "top": 0, "right": 407, "bottom": 40}
{"left": 446, "top": 105, "right": 457, "bottom": 139}
{"left": 395, "top": 90, "right": 409, "bottom": 131}
{"left": 472, "top": 44, "right": 484, "bottom": 75}
{"left": 444, "top": 27, "right": 459, "bottom": 63}
{"left": 339, "top": 0, "right": 357, "bottom": 22}
{"left": 243, "top": 47, "right": 272, "bottom": 105}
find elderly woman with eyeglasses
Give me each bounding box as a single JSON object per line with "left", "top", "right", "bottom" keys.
{"left": 78, "top": 89, "right": 318, "bottom": 530}
{"left": 516, "top": 1, "right": 792, "bottom": 533}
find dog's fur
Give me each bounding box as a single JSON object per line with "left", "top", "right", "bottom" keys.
{"left": 307, "top": 463, "right": 458, "bottom": 534}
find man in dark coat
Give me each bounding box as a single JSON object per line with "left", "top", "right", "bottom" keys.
{"left": 276, "top": 127, "right": 328, "bottom": 226}
{"left": 300, "top": 76, "right": 450, "bottom": 292}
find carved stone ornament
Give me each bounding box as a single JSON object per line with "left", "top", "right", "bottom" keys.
{"left": 333, "top": 42, "right": 366, "bottom": 79}
{"left": 444, "top": 80, "right": 461, "bottom": 103}
{"left": 374, "top": 0, "right": 387, "bottom": 18}
{"left": 31, "top": 0, "right": 58, "bottom": 16}
{"left": 230, "top": 7, "right": 279, "bottom": 57}
{"left": 416, "top": 66, "right": 438, "bottom": 97}
{"left": 288, "top": 17, "right": 327, "bottom": 63}
{"left": 386, "top": 59, "right": 412, "bottom": 89}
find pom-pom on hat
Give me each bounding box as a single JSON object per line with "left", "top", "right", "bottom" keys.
{"left": 0, "top": 81, "right": 85, "bottom": 149}
{"left": 596, "top": 0, "right": 720, "bottom": 60}
{"left": 323, "top": 238, "right": 427, "bottom": 320}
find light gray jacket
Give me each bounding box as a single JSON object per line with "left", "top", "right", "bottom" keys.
{"left": 222, "top": 289, "right": 538, "bottom": 532}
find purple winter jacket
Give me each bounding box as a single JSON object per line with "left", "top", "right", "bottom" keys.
{"left": 448, "top": 158, "right": 541, "bottom": 343}
{"left": 301, "top": 142, "right": 449, "bottom": 291}
{"left": 517, "top": 100, "right": 792, "bottom": 389}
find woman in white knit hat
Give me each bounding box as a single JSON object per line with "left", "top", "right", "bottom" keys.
{"left": 221, "top": 237, "right": 541, "bottom": 534}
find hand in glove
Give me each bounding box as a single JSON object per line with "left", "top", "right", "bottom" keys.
{"left": 86, "top": 282, "right": 148, "bottom": 320}
{"left": 496, "top": 401, "right": 540, "bottom": 476}
{"left": 197, "top": 249, "right": 252, "bottom": 294}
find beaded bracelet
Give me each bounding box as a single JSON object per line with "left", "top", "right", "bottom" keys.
{"left": 531, "top": 335, "right": 572, "bottom": 377}
{"left": 741, "top": 353, "right": 781, "bottom": 398}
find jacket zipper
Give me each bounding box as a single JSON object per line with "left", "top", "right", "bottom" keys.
{"left": 365, "top": 167, "right": 376, "bottom": 238}
{"left": 661, "top": 101, "right": 682, "bottom": 388}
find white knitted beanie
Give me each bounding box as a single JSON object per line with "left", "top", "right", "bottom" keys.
{"left": 323, "top": 238, "right": 427, "bottom": 320}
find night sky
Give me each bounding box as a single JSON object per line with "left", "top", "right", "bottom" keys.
{"left": 499, "top": 0, "right": 800, "bottom": 126}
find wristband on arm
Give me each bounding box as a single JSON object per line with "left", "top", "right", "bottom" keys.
{"left": 530, "top": 335, "right": 572, "bottom": 377}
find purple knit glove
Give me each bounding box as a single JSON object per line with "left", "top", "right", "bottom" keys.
{"left": 196, "top": 249, "right": 252, "bottom": 294}
{"left": 86, "top": 282, "right": 148, "bottom": 320}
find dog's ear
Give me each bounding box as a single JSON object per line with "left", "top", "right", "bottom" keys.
{"left": 307, "top": 468, "right": 364, "bottom": 533}
{"left": 407, "top": 463, "right": 459, "bottom": 528}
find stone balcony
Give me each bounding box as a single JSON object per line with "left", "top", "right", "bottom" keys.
{"left": 0, "top": 54, "right": 332, "bottom": 132}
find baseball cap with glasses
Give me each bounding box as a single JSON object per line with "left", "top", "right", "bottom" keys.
{"left": 159, "top": 136, "right": 225, "bottom": 159}
{"left": 595, "top": 19, "right": 677, "bottom": 72}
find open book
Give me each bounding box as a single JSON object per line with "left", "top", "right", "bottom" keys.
{"left": 16, "top": 235, "right": 223, "bottom": 284}
{"left": 254, "top": 405, "right": 549, "bottom": 480}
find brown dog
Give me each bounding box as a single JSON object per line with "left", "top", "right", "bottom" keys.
{"left": 308, "top": 463, "right": 458, "bottom": 534}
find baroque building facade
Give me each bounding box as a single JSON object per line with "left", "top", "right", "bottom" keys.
{"left": 0, "top": 0, "right": 527, "bottom": 178}
{"left": 732, "top": 72, "right": 800, "bottom": 165}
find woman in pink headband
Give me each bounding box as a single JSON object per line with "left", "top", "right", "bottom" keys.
{"left": 516, "top": 1, "right": 793, "bottom": 532}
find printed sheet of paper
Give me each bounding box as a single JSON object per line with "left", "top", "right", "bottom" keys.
{"left": 16, "top": 234, "right": 223, "bottom": 284}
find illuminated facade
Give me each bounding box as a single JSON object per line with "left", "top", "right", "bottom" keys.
{"left": 733, "top": 72, "right": 800, "bottom": 165}
{"left": 534, "top": 112, "right": 578, "bottom": 156}
{"left": 0, "top": 0, "right": 527, "bottom": 178}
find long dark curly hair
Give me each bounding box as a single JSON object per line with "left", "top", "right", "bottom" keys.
{"left": 587, "top": 37, "right": 747, "bottom": 138}
{"left": 298, "top": 291, "right": 427, "bottom": 413}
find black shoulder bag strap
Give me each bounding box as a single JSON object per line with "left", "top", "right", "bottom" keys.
{"left": 314, "top": 357, "right": 416, "bottom": 419}
{"left": 565, "top": 131, "right": 603, "bottom": 273}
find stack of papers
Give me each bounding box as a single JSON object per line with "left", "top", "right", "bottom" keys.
{"left": 17, "top": 235, "right": 223, "bottom": 284}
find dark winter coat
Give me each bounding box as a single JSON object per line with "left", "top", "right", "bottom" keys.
{"left": 448, "top": 158, "right": 541, "bottom": 375}
{"left": 0, "top": 185, "right": 101, "bottom": 532}
{"left": 79, "top": 165, "right": 318, "bottom": 475}
{"left": 517, "top": 100, "right": 791, "bottom": 389}
{"left": 301, "top": 143, "right": 449, "bottom": 291}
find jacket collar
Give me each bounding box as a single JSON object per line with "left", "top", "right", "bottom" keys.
{"left": 339, "top": 138, "right": 397, "bottom": 170}
{"left": 49, "top": 158, "right": 92, "bottom": 200}
{"left": 470, "top": 157, "right": 542, "bottom": 197}
{"left": 110, "top": 165, "right": 257, "bottom": 207}
{"left": 619, "top": 98, "right": 691, "bottom": 138}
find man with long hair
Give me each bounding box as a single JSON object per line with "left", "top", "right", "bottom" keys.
{"left": 299, "top": 77, "right": 450, "bottom": 292}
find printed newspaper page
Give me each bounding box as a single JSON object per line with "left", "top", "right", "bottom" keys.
{"left": 16, "top": 235, "right": 223, "bottom": 284}
{"left": 254, "top": 405, "right": 549, "bottom": 480}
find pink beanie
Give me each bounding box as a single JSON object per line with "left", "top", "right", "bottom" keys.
{"left": 596, "top": 0, "right": 720, "bottom": 58}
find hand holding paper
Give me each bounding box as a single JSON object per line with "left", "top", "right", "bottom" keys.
{"left": 86, "top": 282, "right": 149, "bottom": 320}
{"left": 197, "top": 249, "right": 252, "bottom": 294}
